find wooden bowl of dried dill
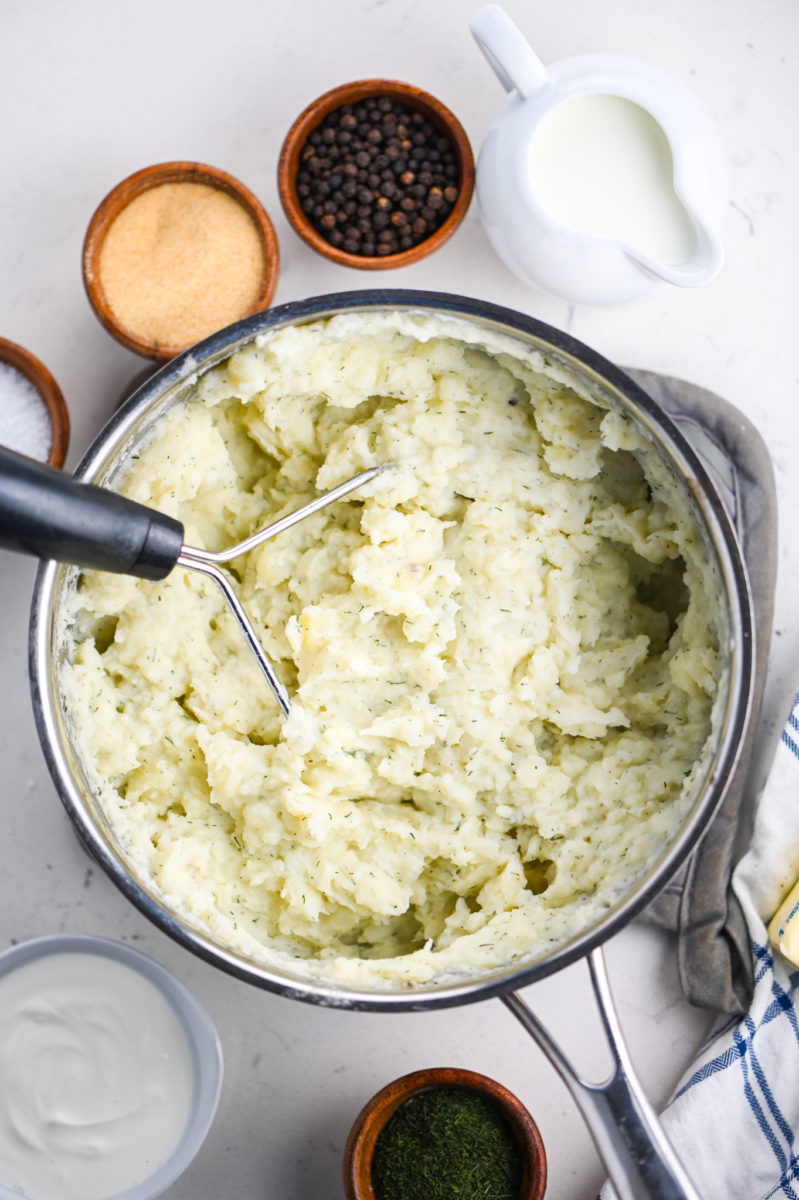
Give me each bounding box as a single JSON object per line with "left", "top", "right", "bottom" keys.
{"left": 343, "top": 1066, "right": 547, "bottom": 1200}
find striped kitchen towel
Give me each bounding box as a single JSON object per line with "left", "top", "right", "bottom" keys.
{"left": 637, "top": 692, "right": 799, "bottom": 1199}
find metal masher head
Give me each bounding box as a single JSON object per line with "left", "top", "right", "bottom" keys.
{"left": 176, "top": 465, "right": 389, "bottom": 715}
{"left": 0, "top": 446, "right": 388, "bottom": 715}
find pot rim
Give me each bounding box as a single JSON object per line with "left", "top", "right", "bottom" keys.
{"left": 29, "top": 288, "right": 756, "bottom": 1012}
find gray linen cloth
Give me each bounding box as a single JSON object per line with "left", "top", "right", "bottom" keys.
{"left": 628, "top": 369, "right": 777, "bottom": 1016}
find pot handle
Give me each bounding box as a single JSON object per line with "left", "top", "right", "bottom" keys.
{"left": 503, "top": 947, "right": 701, "bottom": 1200}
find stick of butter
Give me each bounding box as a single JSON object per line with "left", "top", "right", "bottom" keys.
{"left": 768, "top": 880, "right": 799, "bottom": 966}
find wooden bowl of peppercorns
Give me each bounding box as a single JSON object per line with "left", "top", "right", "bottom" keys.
{"left": 278, "top": 80, "right": 474, "bottom": 268}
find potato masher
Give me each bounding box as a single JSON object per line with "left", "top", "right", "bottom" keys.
{"left": 0, "top": 445, "right": 387, "bottom": 715}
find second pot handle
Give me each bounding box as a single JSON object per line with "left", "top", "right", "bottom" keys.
{"left": 470, "top": 4, "right": 551, "bottom": 98}
{"left": 503, "top": 947, "right": 701, "bottom": 1200}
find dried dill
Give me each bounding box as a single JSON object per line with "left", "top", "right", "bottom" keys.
{"left": 370, "top": 1086, "right": 523, "bottom": 1200}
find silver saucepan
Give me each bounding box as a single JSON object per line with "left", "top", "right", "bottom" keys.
{"left": 29, "top": 291, "right": 755, "bottom": 1200}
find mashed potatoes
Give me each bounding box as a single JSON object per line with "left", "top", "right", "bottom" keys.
{"left": 63, "top": 311, "right": 721, "bottom": 987}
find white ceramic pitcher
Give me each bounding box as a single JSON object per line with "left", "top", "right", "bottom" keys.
{"left": 470, "top": 4, "right": 728, "bottom": 304}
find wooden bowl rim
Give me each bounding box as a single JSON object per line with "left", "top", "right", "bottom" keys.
{"left": 342, "top": 1066, "right": 547, "bottom": 1200}
{"left": 82, "top": 161, "right": 281, "bottom": 362}
{"left": 0, "top": 336, "right": 70, "bottom": 468}
{"left": 277, "top": 79, "right": 475, "bottom": 271}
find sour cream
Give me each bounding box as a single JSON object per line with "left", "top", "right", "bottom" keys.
{"left": 0, "top": 951, "right": 195, "bottom": 1200}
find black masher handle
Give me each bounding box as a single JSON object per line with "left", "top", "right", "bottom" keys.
{"left": 0, "top": 445, "right": 184, "bottom": 581}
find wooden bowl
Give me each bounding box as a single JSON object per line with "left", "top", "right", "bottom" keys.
{"left": 0, "top": 337, "right": 69, "bottom": 468}
{"left": 83, "top": 162, "right": 281, "bottom": 362}
{"left": 278, "top": 80, "right": 475, "bottom": 269}
{"left": 342, "top": 1067, "right": 547, "bottom": 1200}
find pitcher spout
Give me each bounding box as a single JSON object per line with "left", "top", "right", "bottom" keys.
{"left": 626, "top": 222, "right": 725, "bottom": 288}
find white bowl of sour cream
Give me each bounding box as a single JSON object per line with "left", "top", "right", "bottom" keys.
{"left": 0, "top": 935, "right": 222, "bottom": 1200}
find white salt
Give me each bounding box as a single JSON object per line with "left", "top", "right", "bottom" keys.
{"left": 0, "top": 361, "right": 52, "bottom": 461}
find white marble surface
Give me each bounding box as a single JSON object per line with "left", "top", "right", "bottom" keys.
{"left": 1, "top": 1, "right": 798, "bottom": 1197}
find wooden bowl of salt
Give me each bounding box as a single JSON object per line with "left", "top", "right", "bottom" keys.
{"left": 0, "top": 338, "right": 69, "bottom": 469}
{"left": 82, "top": 162, "right": 281, "bottom": 362}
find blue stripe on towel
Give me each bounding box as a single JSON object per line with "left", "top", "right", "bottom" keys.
{"left": 748, "top": 1013, "right": 794, "bottom": 1148}
{"left": 735, "top": 1021, "right": 790, "bottom": 1171}
{"left": 765, "top": 1160, "right": 799, "bottom": 1200}
{"left": 770, "top": 972, "right": 799, "bottom": 1050}
{"left": 785, "top": 697, "right": 799, "bottom": 755}
{"left": 753, "top": 940, "right": 773, "bottom": 985}
{"left": 672, "top": 943, "right": 799, "bottom": 1108}
{"left": 670, "top": 1041, "right": 745, "bottom": 1102}
{"left": 765, "top": 1154, "right": 799, "bottom": 1200}
{"left": 783, "top": 728, "right": 799, "bottom": 760}
{"left": 757, "top": 956, "right": 774, "bottom": 983}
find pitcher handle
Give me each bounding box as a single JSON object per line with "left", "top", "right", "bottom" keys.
{"left": 470, "top": 4, "right": 551, "bottom": 98}
{"left": 502, "top": 946, "right": 701, "bottom": 1200}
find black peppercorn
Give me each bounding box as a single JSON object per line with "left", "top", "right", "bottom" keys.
{"left": 293, "top": 93, "right": 462, "bottom": 259}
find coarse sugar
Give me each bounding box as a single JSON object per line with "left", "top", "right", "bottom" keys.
{"left": 0, "top": 360, "right": 52, "bottom": 461}
{"left": 98, "top": 182, "right": 265, "bottom": 350}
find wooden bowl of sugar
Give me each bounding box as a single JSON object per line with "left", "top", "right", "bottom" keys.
{"left": 82, "top": 162, "right": 281, "bottom": 361}
{"left": 0, "top": 338, "right": 69, "bottom": 468}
